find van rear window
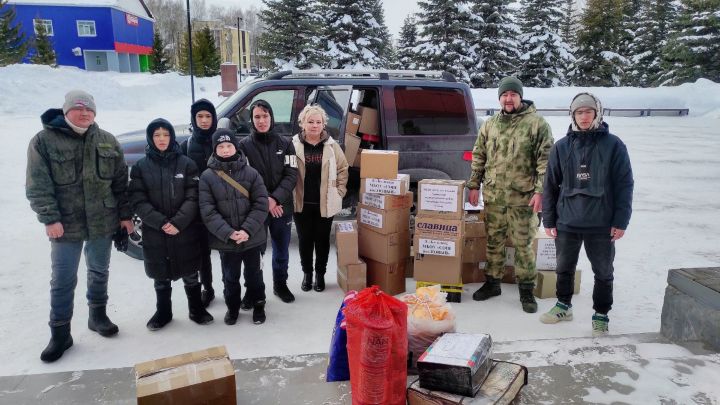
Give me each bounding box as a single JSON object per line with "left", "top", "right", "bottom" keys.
{"left": 394, "top": 87, "right": 469, "bottom": 135}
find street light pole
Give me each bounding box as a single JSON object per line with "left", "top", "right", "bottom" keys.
{"left": 237, "top": 17, "right": 243, "bottom": 83}
{"left": 186, "top": 0, "right": 195, "bottom": 102}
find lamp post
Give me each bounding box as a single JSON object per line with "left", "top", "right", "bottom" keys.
{"left": 185, "top": 0, "right": 195, "bottom": 102}
{"left": 237, "top": 16, "right": 243, "bottom": 83}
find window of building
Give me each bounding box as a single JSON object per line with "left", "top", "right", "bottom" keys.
{"left": 77, "top": 20, "right": 97, "bottom": 37}
{"left": 33, "top": 19, "right": 53, "bottom": 36}
{"left": 394, "top": 87, "right": 469, "bottom": 135}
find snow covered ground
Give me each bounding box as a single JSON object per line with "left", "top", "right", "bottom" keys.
{"left": 1, "top": 66, "right": 719, "bottom": 402}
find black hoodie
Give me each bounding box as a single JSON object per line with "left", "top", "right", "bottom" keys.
{"left": 180, "top": 99, "right": 218, "bottom": 173}
{"left": 238, "top": 99, "right": 298, "bottom": 210}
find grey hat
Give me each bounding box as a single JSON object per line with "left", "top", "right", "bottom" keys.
{"left": 570, "top": 92, "right": 603, "bottom": 131}
{"left": 497, "top": 76, "right": 523, "bottom": 99}
{"left": 63, "top": 90, "right": 96, "bottom": 115}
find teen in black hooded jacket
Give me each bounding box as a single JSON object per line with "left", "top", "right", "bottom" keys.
{"left": 129, "top": 118, "right": 214, "bottom": 331}
{"left": 238, "top": 99, "right": 298, "bottom": 305}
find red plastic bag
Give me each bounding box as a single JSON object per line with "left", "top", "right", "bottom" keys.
{"left": 343, "top": 285, "right": 408, "bottom": 405}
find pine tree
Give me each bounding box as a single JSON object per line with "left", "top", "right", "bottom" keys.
{"left": 178, "top": 30, "right": 191, "bottom": 75}
{"left": 259, "top": 0, "right": 323, "bottom": 69}
{"left": 468, "top": 0, "right": 521, "bottom": 88}
{"left": 395, "top": 15, "right": 419, "bottom": 69}
{"left": 559, "top": 0, "right": 578, "bottom": 47}
{"left": 150, "top": 31, "right": 170, "bottom": 73}
{"left": 322, "top": 0, "right": 392, "bottom": 69}
{"left": 572, "top": 0, "right": 627, "bottom": 86}
{"left": 628, "top": 0, "right": 675, "bottom": 86}
{"left": 30, "top": 21, "right": 55, "bottom": 66}
{"left": 517, "top": 0, "right": 575, "bottom": 86}
{"left": 192, "top": 26, "right": 221, "bottom": 77}
{"left": 414, "top": 0, "right": 475, "bottom": 83}
{"left": 659, "top": 0, "right": 720, "bottom": 85}
{"left": 0, "top": 0, "right": 28, "bottom": 66}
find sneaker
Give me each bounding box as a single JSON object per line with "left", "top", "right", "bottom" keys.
{"left": 539, "top": 302, "right": 573, "bottom": 324}
{"left": 592, "top": 313, "right": 609, "bottom": 336}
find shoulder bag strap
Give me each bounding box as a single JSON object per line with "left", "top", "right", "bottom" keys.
{"left": 215, "top": 170, "right": 249, "bottom": 198}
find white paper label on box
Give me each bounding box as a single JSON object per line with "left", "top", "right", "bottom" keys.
{"left": 421, "top": 184, "right": 459, "bottom": 212}
{"left": 361, "top": 193, "right": 386, "bottom": 209}
{"left": 478, "top": 261, "right": 487, "bottom": 269}
{"left": 336, "top": 222, "right": 355, "bottom": 233}
{"left": 504, "top": 247, "right": 515, "bottom": 266}
{"left": 535, "top": 239, "right": 557, "bottom": 269}
{"left": 464, "top": 200, "right": 484, "bottom": 211}
{"left": 423, "top": 334, "right": 489, "bottom": 367}
{"left": 418, "top": 238, "right": 456, "bottom": 256}
{"left": 359, "top": 208, "right": 383, "bottom": 229}
{"left": 364, "top": 178, "right": 404, "bottom": 195}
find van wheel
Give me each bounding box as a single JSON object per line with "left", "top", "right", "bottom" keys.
{"left": 124, "top": 215, "right": 144, "bottom": 260}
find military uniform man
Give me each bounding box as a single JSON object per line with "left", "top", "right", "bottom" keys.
{"left": 467, "top": 77, "right": 553, "bottom": 313}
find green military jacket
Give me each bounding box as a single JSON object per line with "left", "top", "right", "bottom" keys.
{"left": 467, "top": 101, "right": 553, "bottom": 206}
{"left": 26, "top": 109, "right": 131, "bottom": 242}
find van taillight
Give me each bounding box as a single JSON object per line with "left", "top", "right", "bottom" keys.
{"left": 462, "top": 151, "right": 473, "bottom": 161}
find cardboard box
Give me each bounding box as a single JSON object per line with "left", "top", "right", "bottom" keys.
{"left": 335, "top": 221, "right": 360, "bottom": 267}
{"left": 360, "top": 174, "right": 410, "bottom": 196}
{"left": 344, "top": 133, "right": 362, "bottom": 168}
{"left": 365, "top": 258, "right": 406, "bottom": 296}
{"left": 353, "top": 148, "right": 364, "bottom": 167}
{"left": 357, "top": 105, "right": 379, "bottom": 135}
{"left": 463, "top": 213, "right": 486, "bottom": 238}
{"left": 358, "top": 228, "right": 410, "bottom": 264}
{"left": 504, "top": 232, "right": 556, "bottom": 270}
{"left": 418, "top": 179, "right": 466, "bottom": 219}
{"left": 414, "top": 216, "right": 464, "bottom": 285}
{"left": 407, "top": 361, "right": 528, "bottom": 405}
{"left": 461, "top": 262, "right": 487, "bottom": 284}
{"left": 357, "top": 205, "right": 410, "bottom": 235}
{"left": 534, "top": 269, "right": 581, "bottom": 298}
{"left": 417, "top": 333, "right": 493, "bottom": 397}
{"left": 135, "top": 346, "right": 236, "bottom": 405}
{"left": 345, "top": 111, "right": 361, "bottom": 136}
{"left": 360, "top": 191, "right": 413, "bottom": 211}
{"left": 337, "top": 260, "right": 367, "bottom": 293}
{"left": 462, "top": 237, "right": 487, "bottom": 263}
{"left": 405, "top": 254, "right": 415, "bottom": 278}
{"left": 359, "top": 150, "right": 398, "bottom": 179}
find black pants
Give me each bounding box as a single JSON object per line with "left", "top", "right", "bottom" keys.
{"left": 294, "top": 204, "right": 334, "bottom": 274}
{"left": 154, "top": 272, "right": 200, "bottom": 291}
{"left": 220, "top": 246, "right": 265, "bottom": 305}
{"left": 555, "top": 231, "right": 615, "bottom": 314}
{"left": 198, "top": 235, "right": 213, "bottom": 290}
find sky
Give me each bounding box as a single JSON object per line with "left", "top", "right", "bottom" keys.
{"left": 207, "top": 0, "right": 420, "bottom": 37}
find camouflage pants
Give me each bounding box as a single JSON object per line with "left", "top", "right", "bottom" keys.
{"left": 484, "top": 205, "right": 538, "bottom": 283}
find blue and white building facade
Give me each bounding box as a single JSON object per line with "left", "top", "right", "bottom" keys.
{"left": 6, "top": 0, "right": 154, "bottom": 72}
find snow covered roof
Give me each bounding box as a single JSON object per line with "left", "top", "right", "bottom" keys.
{"left": 8, "top": 0, "right": 153, "bottom": 20}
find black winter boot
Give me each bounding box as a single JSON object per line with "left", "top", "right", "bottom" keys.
{"left": 201, "top": 287, "right": 215, "bottom": 308}
{"left": 185, "top": 285, "right": 214, "bottom": 325}
{"left": 301, "top": 272, "right": 313, "bottom": 292}
{"left": 147, "top": 288, "right": 173, "bottom": 331}
{"left": 472, "top": 276, "right": 502, "bottom": 301}
{"left": 274, "top": 282, "right": 295, "bottom": 303}
{"left": 240, "top": 294, "right": 252, "bottom": 311}
{"left": 40, "top": 324, "right": 73, "bottom": 363}
{"left": 224, "top": 292, "right": 241, "bottom": 325}
{"left": 313, "top": 272, "right": 325, "bottom": 292}
{"left": 519, "top": 283, "right": 538, "bottom": 313}
{"left": 88, "top": 306, "right": 119, "bottom": 337}
{"left": 253, "top": 300, "right": 266, "bottom": 324}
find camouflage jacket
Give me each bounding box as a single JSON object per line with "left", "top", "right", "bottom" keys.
{"left": 26, "top": 109, "right": 131, "bottom": 241}
{"left": 467, "top": 101, "right": 553, "bottom": 206}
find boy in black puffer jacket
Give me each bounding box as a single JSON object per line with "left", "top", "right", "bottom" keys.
{"left": 129, "top": 119, "right": 214, "bottom": 330}
{"left": 199, "top": 129, "right": 269, "bottom": 325}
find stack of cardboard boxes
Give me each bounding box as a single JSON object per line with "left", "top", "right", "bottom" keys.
{"left": 335, "top": 221, "right": 367, "bottom": 293}
{"left": 342, "top": 105, "right": 380, "bottom": 168}
{"left": 413, "top": 179, "right": 467, "bottom": 302}
{"left": 356, "top": 150, "right": 413, "bottom": 296}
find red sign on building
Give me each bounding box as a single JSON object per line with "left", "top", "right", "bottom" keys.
{"left": 126, "top": 13, "right": 139, "bottom": 26}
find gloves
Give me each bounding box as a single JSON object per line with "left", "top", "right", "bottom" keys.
{"left": 113, "top": 227, "right": 129, "bottom": 252}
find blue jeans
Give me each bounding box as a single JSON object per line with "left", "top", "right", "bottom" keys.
{"left": 49, "top": 237, "right": 113, "bottom": 327}
{"left": 263, "top": 212, "right": 293, "bottom": 284}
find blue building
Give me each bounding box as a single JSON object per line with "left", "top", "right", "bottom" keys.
{"left": 6, "top": 0, "right": 154, "bottom": 72}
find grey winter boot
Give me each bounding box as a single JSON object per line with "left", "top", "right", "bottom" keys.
{"left": 88, "top": 306, "right": 119, "bottom": 337}
{"left": 472, "top": 276, "right": 501, "bottom": 301}
{"left": 147, "top": 288, "right": 173, "bottom": 331}
{"left": 519, "top": 283, "right": 538, "bottom": 313}
{"left": 40, "top": 324, "right": 73, "bottom": 363}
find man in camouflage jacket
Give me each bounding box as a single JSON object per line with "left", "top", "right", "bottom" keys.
{"left": 26, "top": 90, "right": 133, "bottom": 362}
{"left": 467, "top": 77, "right": 553, "bottom": 313}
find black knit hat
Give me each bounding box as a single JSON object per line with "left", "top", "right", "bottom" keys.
{"left": 212, "top": 128, "right": 238, "bottom": 152}
{"left": 497, "top": 76, "right": 523, "bottom": 99}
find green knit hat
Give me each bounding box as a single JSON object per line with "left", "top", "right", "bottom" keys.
{"left": 497, "top": 76, "right": 523, "bottom": 99}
